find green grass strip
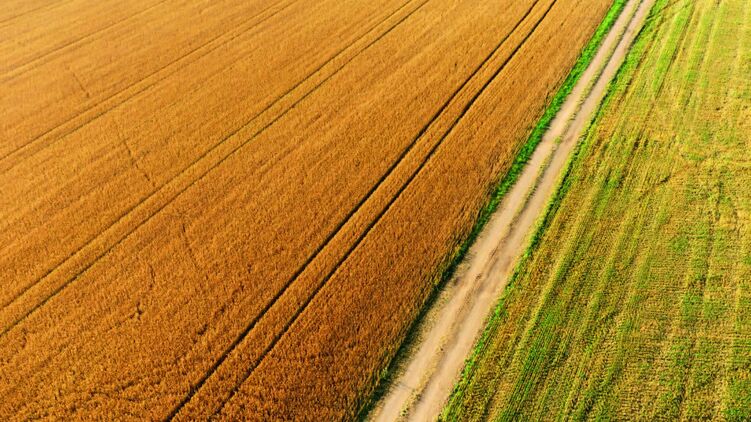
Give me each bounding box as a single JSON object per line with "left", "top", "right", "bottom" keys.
{"left": 357, "top": 0, "right": 630, "bottom": 419}
{"left": 440, "top": 0, "right": 667, "bottom": 418}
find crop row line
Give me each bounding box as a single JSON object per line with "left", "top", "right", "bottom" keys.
{"left": 0, "top": 0, "right": 427, "bottom": 340}
{"left": 0, "top": 0, "right": 298, "bottom": 304}
{"left": 1, "top": 0, "right": 173, "bottom": 81}
{"left": 0, "top": 0, "right": 415, "bottom": 291}
{"left": 0, "top": 0, "right": 295, "bottom": 171}
{"left": 0, "top": 0, "right": 70, "bottom": 28}
{"left": 197, "top": 0, "right": 561, "bottom": 418}
{"left": 158, "top": 0, "right": 449, "bottom": 417}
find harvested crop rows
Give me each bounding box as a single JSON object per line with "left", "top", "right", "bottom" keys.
{"left": 444, "top": 0, "right": 751, "bottom": 419}
{"left": 2, "top": 0, "right": 613, "bottom": 419}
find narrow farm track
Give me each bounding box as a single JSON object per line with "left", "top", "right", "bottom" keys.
{"left": 369, "top": 0, "right": 651, "bottom": 418}
{"left": 2, "top": 0, "right": 615, "bottom": 419}
{"left": 442, "top": 0, "right": 751, "bottom": 419}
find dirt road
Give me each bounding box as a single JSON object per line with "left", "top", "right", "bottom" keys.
{"left": 367, "top": 0, "right": 657, "bottom": 419}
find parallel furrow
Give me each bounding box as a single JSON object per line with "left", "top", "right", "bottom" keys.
{"left": 0, "top": 0, "right": 69, "bottom": 27}
{"left": 0, "top": 0, "right": 429, "bottom": 337}
{"left": 0, "top": 0, "right": 173, "bottom": 80}
{"left": 0, "top": 0, "right": 295, "bottom": 170}
{"left": 202, "top": 0, "right": 560, "bottom": 416}
{"left": 166, "top": 1, "right": 549, "bottom": 417}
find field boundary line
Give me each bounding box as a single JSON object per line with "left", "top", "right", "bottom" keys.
{"left": 201, "top": 0, "right": 561, "bottom": 417}
{"left": 487, "top": 7, "right": 653, "bottom": 413}
{"left": 0, "top": 0, "right": 296, "bottom": 171}
{"left": 0, "top": 0, "right": 429, "bottom": 338}
{"left": 439, "top": 0, "right": 665, "bottom": 417}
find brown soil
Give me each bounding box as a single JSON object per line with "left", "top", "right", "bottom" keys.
{"left": 1, "top": 0, "right": 613, "bottom": 419}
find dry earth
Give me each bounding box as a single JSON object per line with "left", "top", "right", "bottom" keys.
{"left": 368, "top": 0, "right": 654, "bottom": 418}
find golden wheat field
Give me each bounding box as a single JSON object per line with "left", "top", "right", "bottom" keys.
{"left": 2, "top": 0, "right": 614, "bottom": 419}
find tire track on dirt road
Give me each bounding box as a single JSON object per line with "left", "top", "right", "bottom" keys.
{"left": 367, "top": 0, "right": 656, "bottom": 419}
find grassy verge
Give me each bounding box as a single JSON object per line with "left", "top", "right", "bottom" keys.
{"left": 357, "top": 0, "right": 629, "bottom": 419}
{"left": 440, "top": 0, "right": 665, "bottom": 418}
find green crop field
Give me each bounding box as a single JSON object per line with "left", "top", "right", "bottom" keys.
{"left": 443, "top": 0, "right": 751, "bottom": 419}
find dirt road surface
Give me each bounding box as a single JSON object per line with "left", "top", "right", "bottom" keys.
{"left": 367, "top": 0, "right": 657, "bottom": 419}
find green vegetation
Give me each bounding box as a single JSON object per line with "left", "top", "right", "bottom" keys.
{"left": 443, "top": 0, "right": 751, "bottom": 419}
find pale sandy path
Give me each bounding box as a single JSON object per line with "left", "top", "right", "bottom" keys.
{"left": 367, "top": 0, "right": 656, "bottom": 419}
